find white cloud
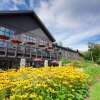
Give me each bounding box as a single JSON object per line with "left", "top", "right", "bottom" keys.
{"left": 11, "top": 0, "right": 25, "bottom": 5}
{"left": 0, "top": 0, "right": 19, "bottom": 10}
{"left": 36, "top": 0, "right": 80, "bottom": 29}
{"left": 35, "top": 0, "right": 100, "bottom": 51}
{"left": 0, "top": 0, "right": 100, "bottom": 51}
{"left": 63, "top": 27, "right": 100, "bottom": 45}
{"left": 73, "top": 44, "right": 88, "bottom": 52}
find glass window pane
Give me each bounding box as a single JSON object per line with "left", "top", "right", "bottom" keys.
{"left": 0, "top": 31, "right": 3, "bottom": 35}
{"left": 22, "top": 35, "right": 27, "bottom": 41}
{"left": 5, "top": 29, "right": 10, "bottom": 37}
{"left": 0, "top": 27, "right": 4, "bottom": 35}
{"left": 27, "top": 36, "right": 30, "bottom": 41}
{"left": 0, "top": 41, "right": 7, "bottom": 47}
{"left": 0, "top": 27, "right": 5, "bottom": 32}
{"left": 6, "top": 28, "right": 9, "bottom": 33}
{"left": 10, "top": 31, "right": 14, "bottom": 38}
{"left": 7, "top": 42, "right": 14, "bottom": 48}
{"left": 0, "top": 26, "right": 15, "bottom": 38}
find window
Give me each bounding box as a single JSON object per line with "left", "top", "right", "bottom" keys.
{"left": 21, "top": 34, "right": 36, "bottom": 43}
{"left": 0, "top": 26, "right": 14, "bottom": 37}
{"left": 10, "top": 30, "right": 14, "bottom": 38}
{"left": 0, "top": 26, "right": 15, "bottom": 47}
{"left": 39, "top": 39, "right": 47, "bottom": 45}
{"left": 7, "top": 42, "right": 15, "bottom": 48}
{"left": 5, "top": 28, "right": 10, "bottom": 37}
{"left": 0, "top": 40, "right": 7, "bottom": 47}
{"left": 41, "top": 40, "right": 43, "bottom": 43}
{"left": 0, "top": 26, "right": 5, "bottom": 34}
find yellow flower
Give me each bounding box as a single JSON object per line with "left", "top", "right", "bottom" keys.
{"left": 0, "top": 66, "right": 88, "bottom": 99}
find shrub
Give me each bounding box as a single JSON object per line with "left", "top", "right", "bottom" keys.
{"left": 96, "top": 58, "right": 100, "bottom": 65}
{"left": 61, "top": 58, "right": 71, "bottom": 65}
{"left": 71, "top": 60, "right": 85, "bottom": 68}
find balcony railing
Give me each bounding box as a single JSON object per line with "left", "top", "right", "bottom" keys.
{"left": 0, "top": 45, "right": 58, "bottom": 60}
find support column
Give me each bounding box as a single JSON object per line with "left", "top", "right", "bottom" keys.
{"left": 44, "top": 60, "right": 48, "bottom": 67}
{"left": 20, "top": 45, "right": 26, "bottom": 67}
{"left": 50, "top": 52, "right": 51, "bottom": 60}
{"left": 20, "top": 58, "right": 26, "bottom": 67}
{"left": 36, "top": 48, "right": 38, "bottom": 58}
{"left": 41, "top": 49, "right": 42, "bottom": 58}
{"left": 59, "top": 61, "right": 62, "bottom": 67}
{"left": 15, "top": 45, "right": 17, "bottom": 57}
{"left": 30, "top": 47, "right": 32, "bottom": 58}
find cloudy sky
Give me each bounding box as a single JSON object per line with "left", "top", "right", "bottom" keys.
{"left": 0, "top": 0, "right": 100, "bottom": 51}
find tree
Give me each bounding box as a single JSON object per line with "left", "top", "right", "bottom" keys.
{"left": 84, "top": 43, "right": 100, "bottom": 64}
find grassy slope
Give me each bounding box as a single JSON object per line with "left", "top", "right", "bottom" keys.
{"left": 63, "top": 60, "right": 100, "bottom": 100}
{"left": 84, "top": 65, "right": 100, "bottom": 100}
{"left": 89, "top": 81, "right": 100, "bottom": 100}
{"left": 66, "top": 60, "right": 100, "bottom": 100}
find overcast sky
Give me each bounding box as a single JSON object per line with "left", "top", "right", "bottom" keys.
{"left": 0, "top": 0, "right": 100, "bottom": 51}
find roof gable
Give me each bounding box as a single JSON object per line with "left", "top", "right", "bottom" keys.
{"left": 0, "top": 10, "right": 55, "bottom": 42}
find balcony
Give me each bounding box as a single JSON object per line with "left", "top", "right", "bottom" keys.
{"left": 0, "top": 47, "right": 6, "bottom": 57}
{"left": 7, "top": 48, "right": 16, "bottom": 57}
{"left": 0, "top": 27, "right": 58, "bottom": 60}
{"left": 0, "top": 45, "right": 57, "bottom": 60}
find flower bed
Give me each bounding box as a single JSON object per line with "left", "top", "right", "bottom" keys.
{"left": 0, "top": 66, "right": 88, "bottom": 100}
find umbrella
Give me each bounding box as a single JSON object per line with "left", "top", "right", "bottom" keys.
{"left": 34, "top": 58, "right": 43, "bottom": 62}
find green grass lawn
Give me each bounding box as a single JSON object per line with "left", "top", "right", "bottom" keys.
{"left": 84, "top": 65, "right": 100, "bottom": 100}
{"left": 84, "top": 66, "right": 100, "bottom": 84}
{"left": 89, "top": 81, "right": 100, "bottom": 100}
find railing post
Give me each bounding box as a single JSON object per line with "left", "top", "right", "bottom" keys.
{"left": 57, "top": 52, "right": 59, "bottom": 61}
{"left": 36, "top": 48, "right": 37, "bottom": 58}
{"left": 15, "top": 45, "right": 17, "bottom": 57}
{"left": 41, "top": 49, "right": 42, "bottom": 58}
{"left": 30, "top": 47, "right": 32, "bottom": 58}
{"left": 50, "top": 52, "right": 51, "bottom": 60}
{"left": 5, "top": 47, "right": 7, "bottom": 57}
{"left": 5, "top": 42, "right": 8, "bottom": 57}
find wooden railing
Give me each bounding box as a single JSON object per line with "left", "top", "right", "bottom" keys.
{"left": 0, "top": 45, "right": 58, "bottom": 60}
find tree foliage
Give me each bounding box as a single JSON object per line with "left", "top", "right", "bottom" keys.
{"left": 84, "top": 43, "right": 100, "bottom": 64}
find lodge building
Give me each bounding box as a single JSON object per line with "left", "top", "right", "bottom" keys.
{"left": 0, "top": 10, "right": 81, "bottom": 69}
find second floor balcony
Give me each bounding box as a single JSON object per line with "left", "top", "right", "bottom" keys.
{"left": 0, "top": 42, "right": 58, "bottom": 60}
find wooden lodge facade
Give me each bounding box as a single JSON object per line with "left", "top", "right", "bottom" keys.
{"left": 0, "top": 10, "right": 81, "bottom": 69}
